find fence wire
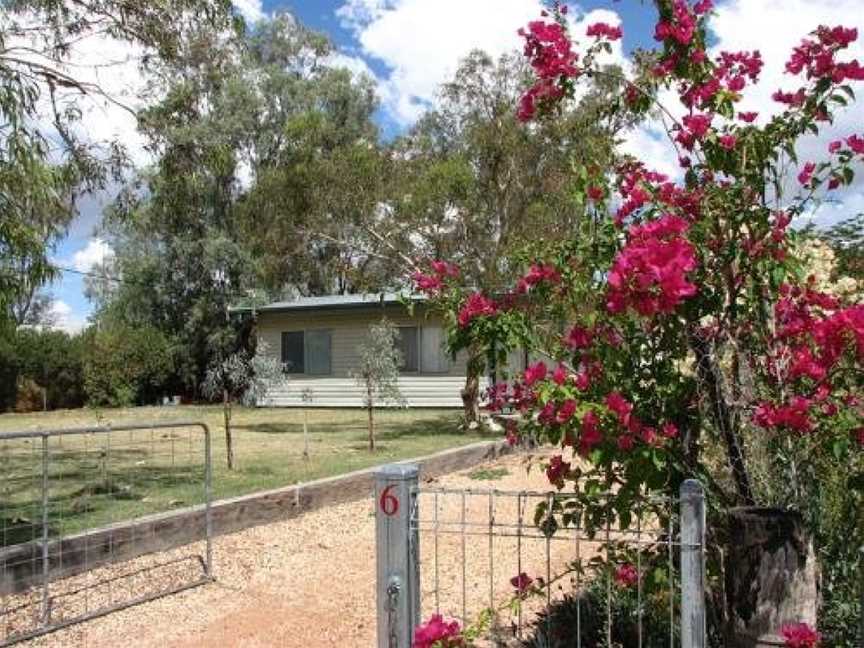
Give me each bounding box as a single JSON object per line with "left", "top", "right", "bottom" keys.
{"left": 0, "top": 422, "right": 212, "bottom": 645}
{"left": 410, "top": 486, "right": 700, "bottom": 648}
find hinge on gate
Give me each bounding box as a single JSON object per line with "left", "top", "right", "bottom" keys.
{"left": 386, "top": 577, "right": 401, "bottom": 648}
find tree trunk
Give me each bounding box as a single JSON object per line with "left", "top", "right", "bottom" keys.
{"left": 367, "top": 381, "right": 375, "bottom": 452}
{"left": 223, "top": 388, "right": 235, "bottom": 470}
{"left": 302, "top": 408, "right": 310, "bottom": 461}
{"left": 461, "top": 372, "right": 480, "bottom": 428}
{"left": 724, "top": 508, "right": 818, "bottom": 647}
{"left": 460, "top": 344, "right": 483, "bottom": 428}
{"left": 689, "top": 329, "right": 755, "bottom": 505}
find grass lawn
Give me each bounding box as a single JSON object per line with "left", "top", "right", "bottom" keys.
{"left": 0, "top": 405, "right": 491, "bottom": 542}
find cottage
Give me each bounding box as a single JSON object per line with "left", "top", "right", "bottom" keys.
{"left": 252, "top": 293, "right": 503, "bottom": 407}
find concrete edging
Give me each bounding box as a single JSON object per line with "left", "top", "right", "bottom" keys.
{"left": 0, "top": 439, "right": 515, "bottom": 593}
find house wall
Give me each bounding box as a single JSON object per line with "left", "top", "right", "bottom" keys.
{"left": 256, "top": 305, "right": 485, "bottom": 407}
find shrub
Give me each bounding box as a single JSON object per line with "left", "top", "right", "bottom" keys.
{"left": 83, "top": 324, "right": 174, "bottom": 407}
{"left": 522, "top": 575, "right": 723, "bottom": 648}
{"left": 14, "top": 328, "right": 86, "bottom": 410}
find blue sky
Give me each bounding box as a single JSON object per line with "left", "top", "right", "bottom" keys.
{"left": 47, "top": 0, "right": 864, "bottom": 332}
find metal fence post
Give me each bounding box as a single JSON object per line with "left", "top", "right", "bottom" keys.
{"left": 680, "top": 479, "right": 706, "bottom": 648}
{"left": 376, "top": 463, "right": 420, "bottom": 648}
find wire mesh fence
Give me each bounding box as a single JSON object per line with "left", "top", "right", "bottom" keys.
{"left": 0, "top": 422, "right": 212, "bottom": 645}
{"left": 375, "top": 464, "right": 706, "bottom": 648}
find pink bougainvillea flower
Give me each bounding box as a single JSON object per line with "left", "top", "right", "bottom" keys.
{"left": 738, "top": 111, "right": 758, "bottom": 122}
{"left": 854, "top": 427, "right": 864, "bottom": 447}
{"left": 617, "top": 434, "right": 635, "bottom": 451}
{"left": 693, "top": 0, "right": 713, "bottom": 14}
{"left": 605, "top": 392, "right": 633, "bottom": 421}
{"left": 587, "top": 185, "right": 605, "bottom": 200}
{"left": 412, "top": 271, "right": 442, "bottom": 294}
{"left": 510, "top": 572, "right": 534, "bottom": 594}
{"left": 848, "top": 133, "right": 864, "bottom": 154}
{"left": 579, "top": 411, "right": 603, "bottom": 456}
{"left": 586, "top": 22, "right": 622, "bottom": 41}
{"left": 430, "top": 259, "right": 460, "bottom": 278}
{"left": 546, "top": 454, "right": 571, "bottom": 487}
{"left": 552, "top": 363, "right": 569, "bottom": 385}
{"left": 661, "top": 422, "right": 679, "bottom": 439}
{"left": 523, "top": 361, "right": 548, "bottom": 387}
{"left": 605, "top": 215, "right": 698, "bottom": 317}
{"left": 575, "top": 371, "right": 590, "bottom": 391}
{"left": 614, "top": 563, "right": 639, "bottom": 587}
{"left": 640, "top": 426, "right": 659, "bottom": 445}
{"left": 556, "top": 399, "right": 578, "bottom": 423}
{"left": 773, "top": 88, "right": 807, "bottom": 107}
{"left": 797, "top": 162, "right": 816, "bottom": 186}
{"left": 457, "top": 292, "right": 498, "bottom": 328}
{"left": 566, "top": 325, "right": 594, "bottom": 350}
{"left": 780, "top": 622, "right": 820, "bottom": 648}
{"left": 517, "top": 16, "right": 581, "bottom": 121}
{"left": 654, "top": 0, "right": 696, "bottom": 46}
{"left": 517, "top": 263, "right": 561, "bottom": 293}
{"left": 718, "top": 134, "right": 737, "bottom": 150}
{"left": 413, "top": 614, "right": 464, "bottom": 648}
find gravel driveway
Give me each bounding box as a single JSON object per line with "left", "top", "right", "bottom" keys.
{"left": 21, "top": 450, "right": 573, "bottom": 648}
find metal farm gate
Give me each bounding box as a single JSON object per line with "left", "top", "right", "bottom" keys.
{"left": 0, "top": 423, "right": 213, "bottom": 645}
{"left": 375, "top": 464, "right": 707, "bottom": 648}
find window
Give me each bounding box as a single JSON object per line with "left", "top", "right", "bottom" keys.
{"left": 306, "top": 330, "right": 332, "bottom": 375}
{"left": 281, "top": 330, "right": 332, "bottom": 375}
{"left": 396, "top": 327, "right": 419, "bottom": 372}
{"left": 281, "top": 331, "right": 305, "bottom": 374}
{"left": 420, "top": 326, "right": 450, "bottom": 373}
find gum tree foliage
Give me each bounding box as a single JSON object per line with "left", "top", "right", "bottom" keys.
{"left": 353, "top": 319, "right": 406, "bottom": 452}
{"left": 235, "top": 16, "right": 386, "bottom": 296}
{"left": 382, "top": 50, "right": 634, "bottom": 424}
{"left": 0, "top": 0, "right": 239, "bottom": 326}
{"left": 202, "top": 344, "right": 286, "bottom": 470}
{"left": 96, "top": 14, "right": 383, "bottom": 394}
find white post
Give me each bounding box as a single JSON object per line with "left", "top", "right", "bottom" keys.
{"left": 680, "top": 479, "right": 706, "bottom": 648}
{"left": 376, "top": 464, "right": 420, "bottom": 648}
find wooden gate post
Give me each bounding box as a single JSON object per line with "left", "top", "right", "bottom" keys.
{"left": 681, "top": 479, "right": 706, "bottom": 648}
{"left": 376, "top": 464, "right": 420, "bottom": 648}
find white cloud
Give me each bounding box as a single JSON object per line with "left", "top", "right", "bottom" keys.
{"left": 71, "top": 238, "right": 114, "bottom": 273}
{"left": 337, "top": 0, "right": 547, "bottom": 125}
{"left": 337, "top": 1, "right": 629, "bottom": 126}
{"left": 326, "top": 51, "right": 378, "bottom": 82}
{"left": 46, "top": 300, "right": 88, "bottom": 334}
{"left": 709, "top": 0, "right": 864, "bottom": 216}
{"left": 233, "top": 0, "right": 266, "bottom": 25}
{"left": 618, "top": 0, "right": 864, "bottom": 190}
{"left": 619, "top": 121, "right": 681, "bottom": 180}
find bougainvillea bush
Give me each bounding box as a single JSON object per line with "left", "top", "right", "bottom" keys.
{"left": 411, "top": 0, "right": 863, "bottom": 645}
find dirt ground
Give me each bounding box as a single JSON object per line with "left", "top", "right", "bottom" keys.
{"left": 17, "top": 448, "right": 588, "bottom": 648}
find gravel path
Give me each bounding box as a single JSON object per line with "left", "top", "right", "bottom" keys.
{"left": 19, "top": 449, "right": 582, "bottom": 648}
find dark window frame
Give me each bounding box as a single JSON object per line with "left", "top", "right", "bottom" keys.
{"left": 281, "top": 331, "right": 305, "bottom": 374}
{"left": 396, "top": 326, "right": 419, "bottom": 373}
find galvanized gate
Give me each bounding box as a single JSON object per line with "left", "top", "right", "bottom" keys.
{"left": 375, "top": 464, "right": 706, "bottom": 647}
{"left": 0, "top": 422, "right": 213, "bottom": 645}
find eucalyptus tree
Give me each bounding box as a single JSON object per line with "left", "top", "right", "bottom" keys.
{"left": 0, "top": 0, "right": 240, "bottom": 325}
{"left": 99, "top": 13, "right": 383, "bottom": 394}
{"left": 236, "top": 16, "right": 386, "bottom": 296}
{"left": 383, "top": 50, "right": 632, "bottom": 422}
